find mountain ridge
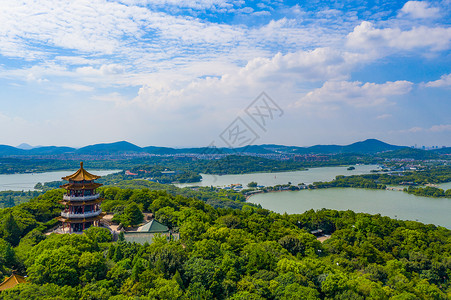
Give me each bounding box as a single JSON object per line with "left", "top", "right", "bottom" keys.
{"left": 0, "top": 138, "right": 414, "bottom": 156}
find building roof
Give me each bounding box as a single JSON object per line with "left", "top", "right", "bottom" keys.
{"left": 124, "top": 232, "right": 171, "bottom": 244}
{"left": 138, "top": 219, "right": 169, "bottom": 233}
{"left": 0, "top": 274, "right": 27, "bottom": 291}
{"left": 62, "top": 162, "right": 101, "bottom": 181}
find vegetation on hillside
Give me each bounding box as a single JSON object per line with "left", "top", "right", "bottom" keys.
{"left": 0, "top": 186, "right": 449, "bottom": 299}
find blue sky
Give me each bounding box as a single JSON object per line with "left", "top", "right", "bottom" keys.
{"left": 0, "top": 0, "right": 450, "bottom": 148}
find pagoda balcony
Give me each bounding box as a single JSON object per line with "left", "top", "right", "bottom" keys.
{"left": 63, "top": 194, "right": 100, "bottom": 201}
{"left": 61, "top": 209, "right": 102, "bottom": 219}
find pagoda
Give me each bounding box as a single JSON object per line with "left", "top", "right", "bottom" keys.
{"left": 57, "top": 162, "right": 105, "bottom": 233}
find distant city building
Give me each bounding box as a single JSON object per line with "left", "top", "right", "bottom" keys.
{"left": 57, "top": 162, "right": 105, "bottom": 233}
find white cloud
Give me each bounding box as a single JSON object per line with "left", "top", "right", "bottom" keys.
{"left": 62, "top": 83, "right": 94, "bottom": 92}
{"left": 347, "top": 21, "right": 451, "bottom": 52}
{"left": 76, "top": 64, "right": 126, "bottom": 76}
{"left": 430, "top": 124, "right": 451, "bottom": 132}
{"left": 425, "top": 73, "right": 451, "bottom": 87}
{"left": 296, "top": 80, "right": 413, "bottom": 107}
{"left": 400, "top": 1, "right": 440, "bottom": 19}
{"left": 117, "top": 0, "right": 234, "bottom": 11}
{"left": 128, "top": 48, "right": 366, "bottom": 114}
{"left": 399, "top": 124, "right": 451, "bottom": 133}
{"left": 376, "top": 114, "right": 392, "bottom": 119}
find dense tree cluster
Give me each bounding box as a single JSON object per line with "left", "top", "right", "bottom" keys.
{"left": 101, "top": 182, "right": 247, "bottom": 210}
{"left": 406, "top": 186, "right": 451, "bottom": 198}
{"left": 0, "top": 186, "right": 449, "bottom": 299}
{"left": 0, "top": 191, "right": 42, "bottom": 208}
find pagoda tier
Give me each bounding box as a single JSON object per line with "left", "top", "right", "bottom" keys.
{"left": 60, "top": 182, "right": 103, "bottom": 190}
{"left": 60, "top": 198, "right": 103, "bottom": 206}
{"left": 57, "top": 212, "right": 106, "bottom": 222}
{"left": 58, "top": 162, "right": 105, "bottom": 233}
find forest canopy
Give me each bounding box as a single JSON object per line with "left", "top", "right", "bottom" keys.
{"left": 0, "top": 184, "right": 449, "bottom": 299}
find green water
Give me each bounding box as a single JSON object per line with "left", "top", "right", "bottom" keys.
{"left": 249, "top": 188, "right": 451, "bottom": 229}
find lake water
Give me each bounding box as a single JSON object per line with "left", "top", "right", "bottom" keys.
{"left": 249, "top": 188, "right": 451, "bottom": 229}
{"left": 0, "top": 170, "right": 121, "bottom": 191}
{"left": 439, "top": 182, "right": 451, "bottom": 190}
{"left": 175, "top": 164, "right": 381, "bottom": 188}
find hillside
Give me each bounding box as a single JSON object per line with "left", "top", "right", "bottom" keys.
{"left": 0, "top": 145, "right": 25, "bottom": 156}
{"left": 0, "top": 187, "right": 449, "bottom": 299}
{"left": 379, "top": 147, "right": 441, "bottom": 160}
{"left": 0, "top": 139, "right": 447, "bottom": 159}
{"left": 76, "top": 141, "right": 143, "bottom": 154}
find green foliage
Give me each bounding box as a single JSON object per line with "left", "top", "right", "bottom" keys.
{"left": 28, "top": 245, "right": 80, "bottom": 286}
{"left": 78, "top": 252, "right": 107, "bottom": 283}
{"left": 0, "top": 238, "right": 15, "bottom": 271}
{"left": 0, "top": 184, "right": 448, "bottom": 299}
{"left": 83, "top": 227, "right": 112, "bottom": 243}
{"left": 406, "top": 186, "right": 450, "bottom": 198}
{"left": 0, "top": 190, "right": 42, "bottom": 208}
{"left": 247, "top": 181, "right": 258, "bottom": 188}
{"left": 112, "top": 202, "right": 144, "bottom": 227}
{"left": 0, "top": 283, "right": 78, "bottom": 300}
{"left": 1, "top": 213, "right": 22, "bottom": 246}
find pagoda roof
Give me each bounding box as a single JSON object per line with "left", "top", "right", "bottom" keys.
{"left": 0, "top": 274, "right": 27, "bottom": 291}
{"left": 60, "top": 182, "right": 103, "bottom": 190}
{"left": 62, "top": 162, "right": 101, "bottom": 181}
{"left": 138, "top": 219, "right": 169, "bottom": 233}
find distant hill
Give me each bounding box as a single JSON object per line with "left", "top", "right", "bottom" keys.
{"left": 0, "top": 145, "right": 25, "bottom": 156}
{"left": 342, "top": 139, "right": 405, "bottom": 154}
{"left": 76, "top": 141, "right": 143, "bottom": 154}
{"left": 143, "top": 146, "right": 178, "bottom": 155}
{"left": 379, "top": 148, "right": 441, "bottom": 160}
{"left": 0, "top": 139, "right": 447, "bottom": 159}
{"left": 16, "top": 143, "right": 34, "bottom": 150}
{"left": 432, "top": 147, "right": 451, "bottom": 154}
{"left": 288, "top": 139, "right": 404, "bottom": 155}
{"left": 28, "top": 146, "right": 76, "bottom": 155}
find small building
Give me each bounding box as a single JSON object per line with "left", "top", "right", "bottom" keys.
{"left": 0, "top": 274, "right": 27, "bottom": 291}
{"left": 123, "top": 219, "right": 179, "bottom": 245}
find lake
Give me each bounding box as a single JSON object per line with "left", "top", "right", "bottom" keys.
{"left": 0, "top": 170, "right": 121, "bottom": 191}
{"left": 175, "top": 164, "right": 381, "bottom": 188}
{"left": 438, "top": 181, "right": 451, "bottom": 190}
{"left": 249, "top": 188, "right": 451, "bottom": 229}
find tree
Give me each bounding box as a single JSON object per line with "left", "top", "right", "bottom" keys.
{"left": 0, "top": 238, "right": 15, "bottom": 268}
{"left": 28, "top": 245, "right": 80, "bottom": 286}
{"left": 114, "top": 202, "right": 144, "bottom": 227}
{"left": 83, "top": 227, "right": 112, "bottom": 243}
{"left": 1, "top": 213, "right": 22, "bottom": 246}
{"left": 78, "top": 252, "right": 107, "bottom": 283}
{"left": 147, "top": 277, "right": 183, "bottom": 300}
{"left": 183, "top": 257, "right": 215, "bottom": 287}
{"left": 247, "top": 182, "right": 258, "bottom": 188}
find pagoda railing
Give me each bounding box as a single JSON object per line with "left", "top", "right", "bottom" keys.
{"left": 63, "top": 194, "right": 100, "bottom": 201}
{"left": 61, "top": 209, "right": 102, "bottom": 219}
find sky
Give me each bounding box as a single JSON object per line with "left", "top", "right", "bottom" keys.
{"left": 0, "top": 0, "right": 450, "bottom": 148}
